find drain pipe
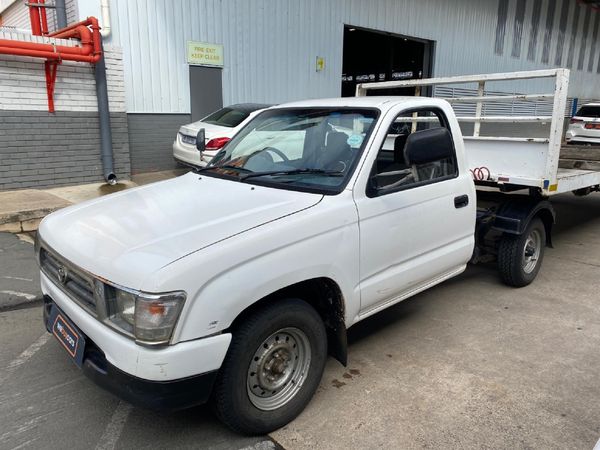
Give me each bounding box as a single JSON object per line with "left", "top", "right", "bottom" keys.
{"left": 54, "top": 0, "right": 67, "bottom": 29}
{"left": 94, "top": 40, "right": 117, "bottom": 184}
{"left": 53, "top": 3, "right": 116, "bottom": 184}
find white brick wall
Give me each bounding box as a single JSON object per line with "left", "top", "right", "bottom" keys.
{"left": 1, "top": 0, "right": 78, "bottom": 32}
{"left": 0, "top": 37, "right": 125, "bottom": 112}
{"left": 0, "top": 0, "right": 30, "bottom": 30}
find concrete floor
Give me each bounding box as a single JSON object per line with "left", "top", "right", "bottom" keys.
{"left": 272, "top": 193, "right": 600, "bottom": 449}
{"left": 1, "top": 192, "right": 599, "bottom": 449}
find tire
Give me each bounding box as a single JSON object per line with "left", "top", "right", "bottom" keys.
{"left": 213, "top": 298, "right": 327, "bottom": 435}
{"left": 498, "top": 217, "right": 546, "bottom": 287}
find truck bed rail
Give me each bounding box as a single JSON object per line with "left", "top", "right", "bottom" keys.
{"left": 356, "top": 69, "right": 600, "bottom": 196}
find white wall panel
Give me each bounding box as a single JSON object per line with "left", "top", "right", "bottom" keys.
{"left": 106, "top": 0, "right": 600, "bottom": 113}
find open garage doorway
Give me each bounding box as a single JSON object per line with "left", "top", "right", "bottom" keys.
{"left": 341, "top": 25, "right": 434, "bottom": 97}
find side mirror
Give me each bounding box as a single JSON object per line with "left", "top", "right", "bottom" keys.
{"left": 404, "top": 127, "right": 454, "bottom": 165}
{"left": 196, "top": 128, "right": 206, "bottom": 152}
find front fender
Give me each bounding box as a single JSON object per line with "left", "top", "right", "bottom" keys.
{"left": 149, "top": 194, "right": 361, "bottom": 343}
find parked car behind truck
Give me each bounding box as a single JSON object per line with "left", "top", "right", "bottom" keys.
{"left": 37, "top": 69, "right": 600, "bottom": 435}
{"left": 566, "top": 103, "right": 600, "bottom": 145}
{"left": 173, "top": 103, "right": 271, "bottom": 167}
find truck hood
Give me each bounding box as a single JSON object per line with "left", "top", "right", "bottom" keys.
{"left": 39, "top": 173, "right": 322, "bottom": 289}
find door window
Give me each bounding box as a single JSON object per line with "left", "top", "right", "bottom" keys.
{"left": 368, "top": 108, "right": 458, "bottom": 196}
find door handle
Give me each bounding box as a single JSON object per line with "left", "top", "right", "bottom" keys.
{"left": 454, "top": 194, "right": 469, "bottom": 208}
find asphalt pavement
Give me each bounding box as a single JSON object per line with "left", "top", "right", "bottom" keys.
{"left": 1, "top": 192, "right": 600, "bottom": 449}
{"left": 0, "top": 309, "right": 275, "bottom": 450}
{"left": 0, "top": 232, "right": 41, "bottom": 311}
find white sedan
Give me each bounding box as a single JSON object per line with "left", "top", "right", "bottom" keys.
{"left": 173, "top": 103, "right": 271, "bottom": 167}
{"left": 565, "top": 103, "right": 600, "bottom": 145}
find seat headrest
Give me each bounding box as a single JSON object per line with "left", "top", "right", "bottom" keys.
{"left": 404, "top": 127, "right": 454, "bottom": 166}
{"left": 393, "top": 134, "right": 408, "bottom": 163}
{"left": 327, "top": 131, "right": 350, "bottom": 149}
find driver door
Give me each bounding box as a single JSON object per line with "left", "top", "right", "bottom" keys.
{"left": 354, "top": 106, "right": 475, "bottom": 316}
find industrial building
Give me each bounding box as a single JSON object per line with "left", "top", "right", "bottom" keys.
{"left": 0, "top": 0, "right": 599, "bottom": 189}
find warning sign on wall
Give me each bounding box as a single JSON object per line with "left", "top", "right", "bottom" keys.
{"left": 187, "top": 41, "right": 224, "bottom": 67}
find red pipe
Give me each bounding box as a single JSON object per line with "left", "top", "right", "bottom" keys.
{"left": 0, "top": 17, "right": 103, "bottom": 63}
{"left": 4, "top": 13, "right": 103, "bottom": 112}
{"left": 28, "top": 0, "right": 42, "bottom": 36}
{"left": 0, "top": 46, "right": 100, "bottom": 63}
{"left": 39, "top": 0, "right": 49, "bottom": 36}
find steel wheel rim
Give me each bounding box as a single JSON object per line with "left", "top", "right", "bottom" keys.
{"left": 247, "top": 327, "right": 311, "bottom": 411}
{"left": 523, "top": 229, "right": 542, "bottom": 274}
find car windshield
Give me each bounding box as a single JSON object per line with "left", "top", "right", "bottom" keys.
{"left": 202, "top": 107, "right": 252, "bottom": 127}
{"left": 576, "top": 106, "right": 600, "bottom": 118}
{"left": 201, "top": 108, "right": 379, "bottom": 194}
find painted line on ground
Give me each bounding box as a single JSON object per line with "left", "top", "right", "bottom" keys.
{"left": 238, "top": 441, "right": 277, "bottom": 450}
{"left": 2, "top": 276, "right": 34, "bottom": 282}
{"left": 0, "top": 290, "right": 37, "bottom": 300}
{"left": 7, "top": 333, "right": 51, "bottom": 370}
{"left": 0, "top": 333, "right": 50, "bottom": 386}
{"left": 95, "top": 401, "right": 133, "bottom": 450}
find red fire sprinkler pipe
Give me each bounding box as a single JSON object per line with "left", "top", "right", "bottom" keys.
{"left": 0, "top": 18, "right": 102, "bottom": 63}
{"left": 28, "top": 0, "right": 42, "bottom": 36}
{"left": 0, "top": 17, "right": 102, "bottom": 111}
{"left": 39, "top": 0, "right": 49, "bottom": 36}
{"left": 1, "top": 4, "right": 116, "bottom": 183}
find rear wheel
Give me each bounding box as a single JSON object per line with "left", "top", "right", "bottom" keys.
{"left": 213, "top": 298, "right": 327, "bottom": 435}
{"left": 498, "top": 217, "right": 546, "bottom": 287}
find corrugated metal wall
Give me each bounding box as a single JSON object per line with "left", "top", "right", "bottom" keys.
{"left": 107, "top": 0, "right": 600, "bottom": 114}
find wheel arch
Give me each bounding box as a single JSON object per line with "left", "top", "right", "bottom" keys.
{"left": 227, "top": 277, "right": 348, "bottom": 366}
{"left": 493, "top": 198, "right": 555, "bottom": 247}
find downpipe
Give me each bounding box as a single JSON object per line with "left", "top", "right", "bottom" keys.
{"left": 54, "top": 0, "right": 67, "bottom": 30}
{"left": 94, "top": 40, "right": 117, "bottom": 185}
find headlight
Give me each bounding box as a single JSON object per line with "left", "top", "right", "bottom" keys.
{"left": 106, "top": 285, "right": 186, "bottom": 345}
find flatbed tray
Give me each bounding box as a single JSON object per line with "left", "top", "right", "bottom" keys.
{"left": 559, "top": 145, "right": 600, "bottom": 172}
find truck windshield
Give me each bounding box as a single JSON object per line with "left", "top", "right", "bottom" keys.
{"left": 200, "top": 108, "right": 379, "bottom": 194}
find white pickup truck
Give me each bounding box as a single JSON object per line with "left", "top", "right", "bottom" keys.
{"left": 37, "top": 69, "right": 600, "bottom": 435}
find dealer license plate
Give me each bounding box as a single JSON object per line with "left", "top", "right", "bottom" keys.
{"left": 49, "top": 305, "right": 85, "bottom": 367}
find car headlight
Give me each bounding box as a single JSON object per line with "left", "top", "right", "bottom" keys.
{"left": 106, "top": 285, "right": 186, "bottom": 345}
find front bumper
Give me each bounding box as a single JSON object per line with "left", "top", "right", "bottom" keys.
{"left": 43, "top": 295, "right": 219, "bottom": 410}
{"left": 40, "top": 271, "right": 231, "bottom": 381}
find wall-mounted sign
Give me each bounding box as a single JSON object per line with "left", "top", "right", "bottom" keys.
{"left": 316, "top": 56, "right": 325, "bottom": 72}
{"left": 187, "top": 41, "right": 224, "bottom": 67}
{"left": 391, "top": 71, "right": 414, "bottom": 80}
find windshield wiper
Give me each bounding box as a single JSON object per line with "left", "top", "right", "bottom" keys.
{"left": 194, "top": 164, "right": 253, "bottom": 174}
{"left": 240, "top": 168, "right": 344, "bottom": 180}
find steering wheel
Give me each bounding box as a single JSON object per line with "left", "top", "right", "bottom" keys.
{"left": 249, "top": 147, "right": 290, "bottom": 162}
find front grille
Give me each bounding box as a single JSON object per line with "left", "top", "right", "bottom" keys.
{"left": 40, "top": 247, "right": 97, "bottom": 314}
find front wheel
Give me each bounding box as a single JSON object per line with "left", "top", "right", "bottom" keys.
{"left": 497, "top": 217, "right": 546, "bottom": 287}
{"left": 213, "top": 298, "right": 327, "bottom": 435}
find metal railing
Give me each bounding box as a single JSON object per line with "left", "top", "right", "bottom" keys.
{"left": 355, "top": 68, "right": 569, "bottom": 139}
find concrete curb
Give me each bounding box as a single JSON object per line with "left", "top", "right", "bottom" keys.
{"left": 0, "top": 208, "right": 65, "bottom": 233}
{"left": 0, "top": 170, "right": 186, "bottom": 233}
{"left": 0, "top": 189, "right": 73, "bottom": 233}
{"left": 0, "top": 295, "right": 43, "bottom": 313}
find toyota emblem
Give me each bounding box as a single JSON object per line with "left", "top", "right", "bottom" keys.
{"left": 57, "top": 265, "right": 68, "bottom": 284}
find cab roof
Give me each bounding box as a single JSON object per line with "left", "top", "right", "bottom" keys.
{"left": 271, "top": 96, "right": 449, "bottom": 112}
